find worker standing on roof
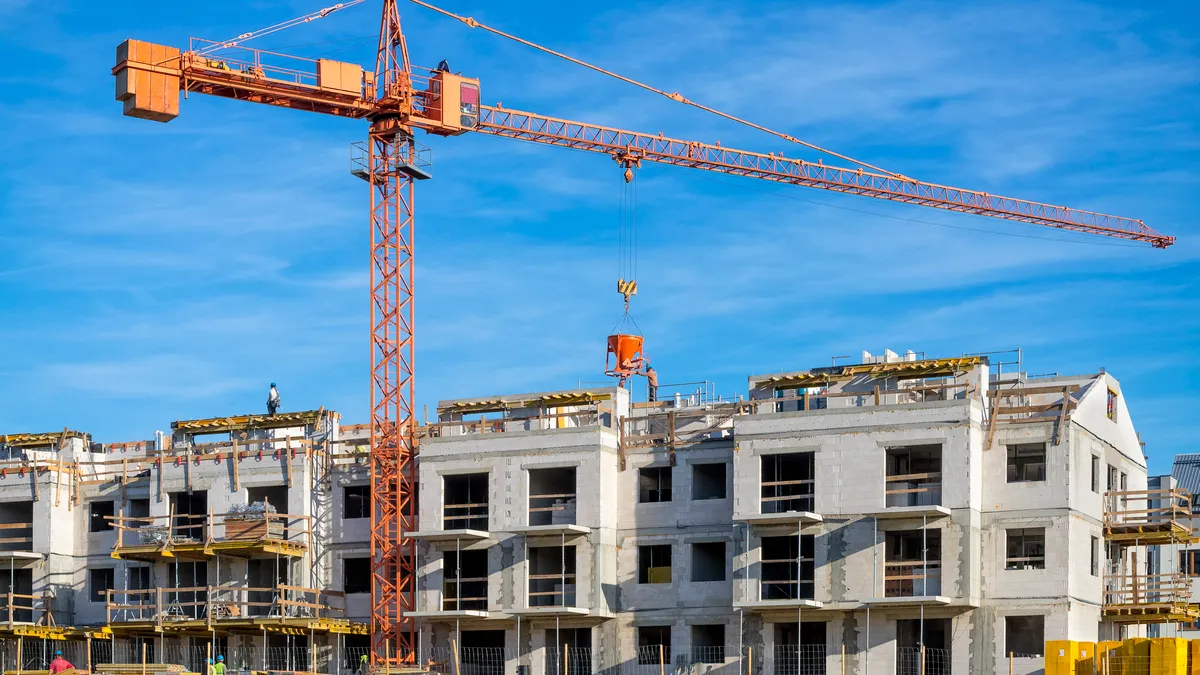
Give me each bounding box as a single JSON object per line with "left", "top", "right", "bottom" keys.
{"left": 48, "top": 651, "right": 73, "bottom": 674}
{"left": 646, "top": 365, "right": 658, "bottom": 403}
{"left": 267, "top": 382, "right": 281, "bottom": 416}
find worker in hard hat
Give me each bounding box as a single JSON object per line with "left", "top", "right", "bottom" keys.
{"left": 646, "top": 365, "right": 658, "bottom": 403}
{"left": 267, "top": 382, "right": 281, "bottom": 416}
{"left": 212, "top": 655, "right": 226, "bottom": 675}
{"left": 49, "top": 651, "right": 74, "bottom": 674}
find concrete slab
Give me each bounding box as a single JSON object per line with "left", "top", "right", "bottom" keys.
{"left": 733, "top": 598, "right": 824, "bottom": 611}
{"left": 0, "top": 551, "right": 42, "bottom": 568}
{"left": 511, "top": 606, "right": 593, "bottom": 617}
{"left": 866, "top": 595, "right": 952, "bottom": 607}
{"left": 732, "top": 512, "right": 823, "bottom": 527}
{"left": 868, "top": 505, "right": 952, "bottom": 520}
{"left": 404, "top": 610, "right": 491, "bottom": 619}
{"left": 403, "top": 529, "right": 490, "bottom": 542}
{"left": 506, "top": 524, "right": 591, "bottom": 538}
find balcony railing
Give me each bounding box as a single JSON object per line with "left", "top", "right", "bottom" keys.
{"left": 529, "top": 489, "right": 577, "bottom": 526}
{"left": 883, "top": 562, "right": 942, "bottom": 597}
{"left": 428, "top": 408, "right": 609, "bottom": 438}
{"left": 2, "top": 591, "right": 53, "bottom": 628}
{"left": 106, "top": 584, "right": 346, "bottom": 626}
{"left": 885, "top": 472, "right": 943, "bottom": 508}
{"left": 529, "top": 572, "right": 577, "bottom": 607}
{"left": 110, "top": 509, "right": 312, "bottom": 554}
{"left": 752, "top": 382, "right": 971, "bottom": 414}
{"left": 1103, "top": 572, "right": 1192, "bottom": 607}
{"left": 443, "top": 577, "right": 487, "bottom": 611}
{"left": 761, "top": 479, "right": 815, "bottom": 514}
{"left": 0, "top": 521, "right": 33, "bottom": 552}
{"left": 1104, "top": 488, "right": 1194, "bottom": 544}
{"left": 619, "top": 404, "right": 740, "bottom": 450}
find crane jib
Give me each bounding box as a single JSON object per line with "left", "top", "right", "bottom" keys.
{"left": 474, "top": 106, "right": 1172, "bottom": 248}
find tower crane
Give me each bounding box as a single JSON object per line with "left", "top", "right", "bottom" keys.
{"left": 110, "top": 0, "right": 1175, "bottom": 667}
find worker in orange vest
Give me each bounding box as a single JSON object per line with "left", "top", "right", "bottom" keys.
{"left": 49, "top": 651, "right": 74, "bottom": 674}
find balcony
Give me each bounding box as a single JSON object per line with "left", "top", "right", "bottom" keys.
{"left": 510, "top": 468, "right": 590, "bottom": 538}
{"left": 736, "top": 535, "right": 822, "bottom": 612}
{"left": 409, "top": 473, "right": 491, "bottom": 542}
{"left": 0, "top": 501, "right": 35, "bottom": 561}
{"left": 877, "top": 530, "right": 946, "bottom": 605}
{"left": 520, "top": 545, "right": 589, "bottom": 618}
{"left": 738, "top": 453, "right": 822, "bottom": 529}
{"left": 106, "top": 584, "right": 361, "bottom": 633}
{"left": 885, "top": 445, "right": 942, "bottom": 508}
{"left": 110, "top": 509, "right": 311, "bottom": 561}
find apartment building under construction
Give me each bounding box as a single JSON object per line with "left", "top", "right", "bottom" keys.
{"left": 0, "top": 351, "right": 1185, "bottom": 675}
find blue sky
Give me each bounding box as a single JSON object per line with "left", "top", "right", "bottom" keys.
{"left": 0, "top": 1, "right": 1196, "bottom": 474}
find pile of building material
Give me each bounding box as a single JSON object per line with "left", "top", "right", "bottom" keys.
{"left": 225, "top": 501, "right": 283, "bottom": 540}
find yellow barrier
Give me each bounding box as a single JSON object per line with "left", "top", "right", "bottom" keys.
{"left": 1047, "top": 640, "right": 1079, "bottom": 675}
{"left": 1150, "top": 638, "right": 1187, "bottom": 674}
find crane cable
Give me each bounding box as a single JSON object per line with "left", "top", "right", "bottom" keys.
{"left": 409, "top": 0, "right": 912, "bottom": 180}
{"left": 195, "top": 0, "right": 367, "bottom": 56}
{"left": 617, "top": 165, "right": 639, "bottom": 315}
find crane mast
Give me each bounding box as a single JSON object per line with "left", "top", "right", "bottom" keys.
{"left": 110, "top": 0, "right": 1174, "bottom": 667}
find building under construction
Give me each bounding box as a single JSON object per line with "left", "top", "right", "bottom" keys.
{"left": 0, "top": 351, "right": 1186, "bottom": 675}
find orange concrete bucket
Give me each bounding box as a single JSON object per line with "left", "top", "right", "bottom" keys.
{"left": 606, "top": 333, "right": 644, "bottom": 374}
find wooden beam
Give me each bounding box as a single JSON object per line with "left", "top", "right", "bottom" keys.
{"left": 232, "top": 438, "right": 241, "bottom": 492}
{"left": 985, "top": 390, "right": 999, "bottom": 450}
{"left": 1054, "top": 387, "right": 1071, "bottom": 446}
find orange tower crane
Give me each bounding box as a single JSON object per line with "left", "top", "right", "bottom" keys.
{"left": 110, "top": 0, "right": 1175, "bottom": 666}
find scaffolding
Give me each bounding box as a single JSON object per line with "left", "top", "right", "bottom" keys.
{"left": 1102, "top": 488, "right": 1200, "bottom": 624}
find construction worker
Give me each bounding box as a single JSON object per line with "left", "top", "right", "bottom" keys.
{"left": 646, "top": 365, "right": 658, "bottom": 403}
{"left": 212, "top": 655, "right": 226, "bottom": 675}
{"left": 359, "top": 653, "right": 369, "bottom": 674}
{"left": 48, "top": 651, "right": 74, "bottom": 674}
{"left": 267, "top": 382, "right": 281, "bottom": 415}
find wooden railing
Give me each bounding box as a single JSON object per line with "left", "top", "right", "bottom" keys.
{"left": 110, "top": 508, "right": 312, "bottom": 552}
{"left": 528, "top": 570, "right": 577, "bottom": 607}
{"left": 2, "top": 591, "right": 54, "bottom": 628}
{"left": 529, "top": 489, "right": 576, "bottom": 527}
{"left": 619, "top": 404, "right": 741, "bottom": 450}
{"left": 1104, "top": 572, "right": 1192, "bottom": 606}
{"left": 760, "top": 478, "right": 815, "bottom": 514}
{"left": 883, "top": 562, "right": 942, "bottom": 597}
{"left": 427, "top": 408, "right": 608, "bottom": 438}
{"left": 885, "top": 472, "right": 943, "bottom": 508}
{"left": 442, "top": 577, "right": 487, "bottom": 611}
{"left": 442, "top": 502, "right": 488, "bottom": 531}
{"left": 106, "top": 584, "right": 346, "bottom": 626}
{"left": 1104, "top": 488, "right": 1193, "bottom": 529}
{"left": 752, "top": 383, "right": 971, "bottom": 414}
{"left": 0, "top": 521, "right": 33, "bottom": 552}
{"left": 760, "top": 555, "right": 816, "bottom": 601}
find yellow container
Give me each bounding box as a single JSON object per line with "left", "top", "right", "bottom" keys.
{"left": 1098, "top": 640, "right": 1123, "bottom": 675}
{"left": 1189, "top": 639, "right": 1200, "bottom": 675}
{"left": 1047, "top": 640, "right": 1078, "bottom": 675}
{"left": 1150, "top": 637, "right": 1187, "bottom": 675}
{"left": 1077, "top": 642, "right": 1097, "bottom": 674}
{"left": 1127, "top": 638, "right": 1151, "bottom": 675}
